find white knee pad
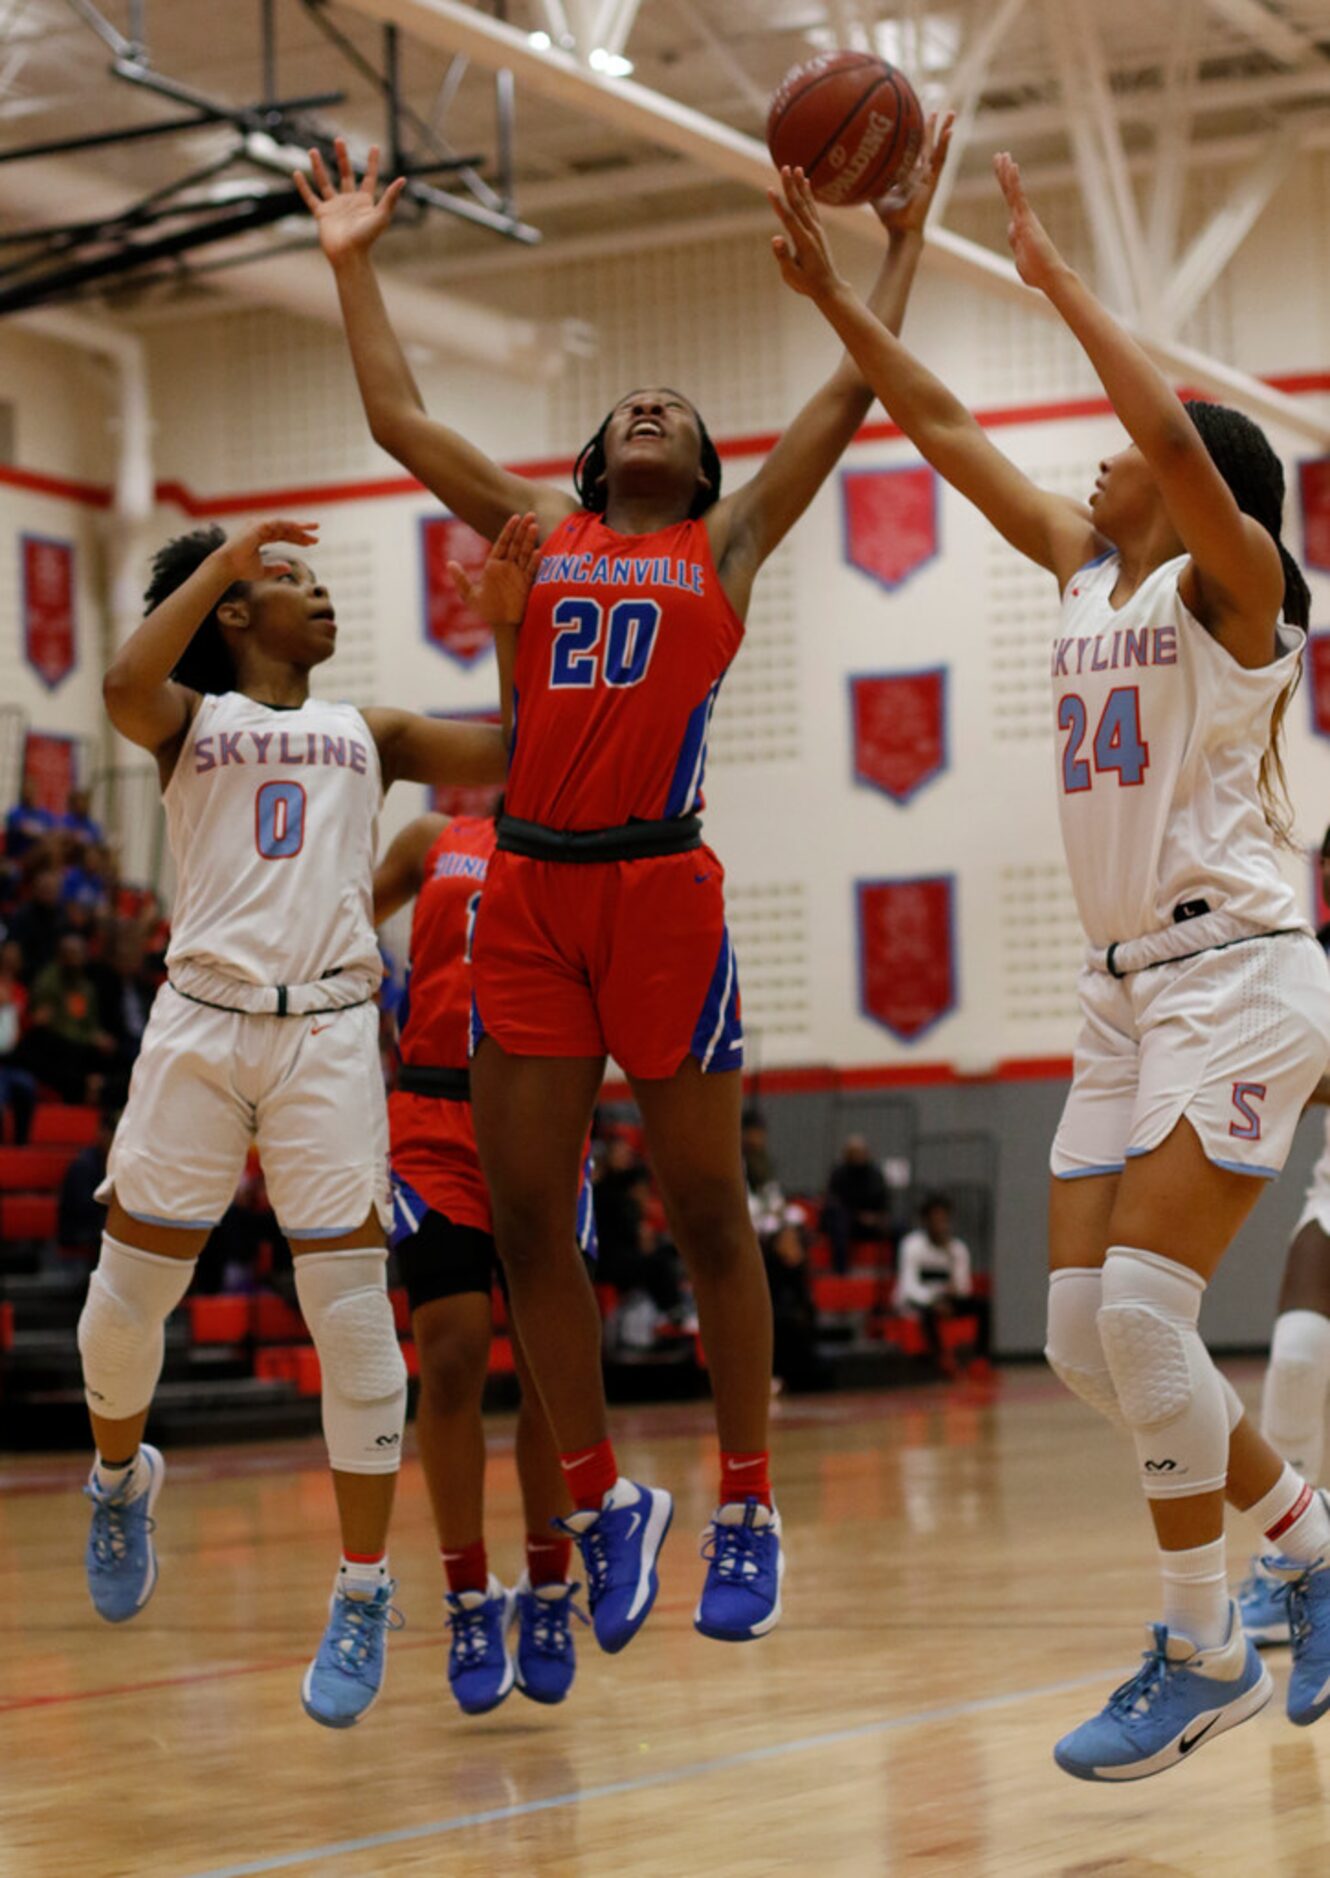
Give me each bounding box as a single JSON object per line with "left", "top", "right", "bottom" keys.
{"left": 1220, "top": 1371, "right": 1245, "bottom": 1433}
{"left": 1045, "top": 1267, "right": 1125, "bottom": 1428}
{"left": 294, "top": 1249, "right": 406, "bottom": 1475}
{"left": 77, "top": 1236, "right": 196, "bottom": 1421}
{"left": 1261, "top": 1309, "right": 1330, "bottom": 1482}
{"left": 1098, "top": 1246, "right": 1228, "bottom": 1500}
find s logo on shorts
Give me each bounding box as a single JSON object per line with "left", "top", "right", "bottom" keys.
{"left": 1229, "top": 1082, "right": 1268, "bottom": 1142}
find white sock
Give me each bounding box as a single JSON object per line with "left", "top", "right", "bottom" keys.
{"left": 338, "top": 1553, "right": 389, "bottom": 1599}
{"left": 1160, "top": 1538, "right": 1229, "bottom": 1649}
{"left": 1247, "top": 1463, "right": 1330, "bottom": 1563}
{"left": 92, "top": 1449, "right": 145, "bottom": 1498}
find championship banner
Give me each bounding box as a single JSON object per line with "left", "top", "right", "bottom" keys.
{"left": 841, "top": 465, "right": 939, "bottom": 592}
{"left": 23, "top": 732, "right": 77, "bottom": 814}
{"left": 856, "top": 875, "right": 957, "bottom": 1043}
{"left": 1300, "top": 459, "right": 1330, "bottom": 574}
{"left": 419, "top": 516, "right": 494, "bottom": 667}
{"left": 849, "top": 668, "right": 947, "bottom": 804}
{"left": 427, "top": 708, "right": 504, "bottom": 819}
{"left": 1307, "top": 633, "right": 1330, "bottom": 740}
{"left": 21, "top": 534, "right": 76, "bottom": 689}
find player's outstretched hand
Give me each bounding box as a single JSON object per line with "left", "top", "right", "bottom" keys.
{"left": 293, "top": 137, "right": 407, "bottom": 265}
{"left": 994, "top": 151, "right": 1067, "bottom": 292}
{"left": 872, "top": 110, "right": 955, "bottom": 235}
{"left": 768, "top": 167, "right": 847, "bottom": 303}
{"left": 217, "top": 519, "right": 320, "bottom": 584}
{"left": 449, "top": 513, "right": 541, "bottom": 629}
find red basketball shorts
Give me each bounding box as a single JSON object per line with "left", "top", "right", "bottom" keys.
{"left": 388, "top": 1088, "right": 492, "bottom": 1236}
{"left": 470, "top": 846, "right": 743, "bottom": 1080}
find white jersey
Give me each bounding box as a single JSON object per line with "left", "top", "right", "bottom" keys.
{"left": 164, "top": 691, "right": 383, "bottom": 1006}
{"left": 1053, "top": 551, "right": 1306, "bottom": 951}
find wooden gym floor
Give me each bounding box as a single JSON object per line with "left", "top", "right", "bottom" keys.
{"left": 3, "top": 1363, "right": 1328, "bottom": 1877}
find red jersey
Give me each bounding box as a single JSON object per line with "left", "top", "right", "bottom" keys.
{"left": 505, "top": 510, "right": 744, "bottom": 830}
{"left": 398, "top": 816, "right": 495, "bottom": 1071}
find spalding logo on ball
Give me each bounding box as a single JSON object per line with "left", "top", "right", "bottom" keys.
{"left": 767, "top": 51, "right": 924, "bottom": 207}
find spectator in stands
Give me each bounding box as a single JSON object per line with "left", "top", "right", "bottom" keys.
{"left": 763, "top": 1206, "right": 826, "bottom": 1394}
{"left": 0, "top": 938, "right": 36, "bottom": 1145}
{"left": 61, "top": 786, "right": 104, "bottom": 850}
{"left": 4, "top": 782, "right": 55, "bottom": 860}
{"left": 16, "top": 931, "right": 115, "bottom": 1103}
{"left": 60, "top": 841, "right": 113, "bottom": 923}
{"left": 895, "top": 1193, "right": 991, "bottom": 1377}
{"left": 593, "top": 1131, "right": 651, "bottom": 1277}
{"left": 823, "top": 1134, "right": 892, "bottom": 1275}
{"left": 195, "top": 1161, "right": 288, "bottom": 1295}
{"left": 58, "top": 1109, "right": 116, "bottom": 1258}
{"left": 10, "top": 865, "right": 64, "bottom": 980}
{"left": 88, "top": 917, "right": 153, "bottom": 1083}
{"left": 742, "top": 1108, "right": 774, "bottom": 1191}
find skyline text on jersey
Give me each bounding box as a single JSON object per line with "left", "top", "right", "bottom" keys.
{"left": 534, "top": 553, "right": 708, "bottom": 595}
{"left": 1051, "top": 625, "right": 1178, "bottom": 678}
{"left": 192, "top": 730, "right": 371, "bottom": 774}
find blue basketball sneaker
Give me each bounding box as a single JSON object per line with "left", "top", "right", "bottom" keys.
{"left": 301, "top": 1577, "right": 402, "bottom": 1729}
{"left": 1270, "top": 1552, "right": 1330, "bottom": 1726}
{"left": 444, "top": 1577, "right": 515, "bottom": 1716}
{"left": 1237, "top": 1557, "right": 1292, "bottom": 1646}
{"left": 512, "top": 1574, "right": 588, "bottom": 1705}
{"left": 557, "top": 1477, "right": 673, "bottom": 1655}
{"left": 83, "top": 1444, "right": 165, "bottom": 1624}
{"left": 1054, "top": 1606, "right": 1272, "bottom": 1781}
{"left": 695, "top": 1499, "right": 784, "bottom": 1641}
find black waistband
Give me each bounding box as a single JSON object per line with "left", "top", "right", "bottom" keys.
{"left": 397, "top": 1063, "right": 471, "bottom": 1100}
{"left": 496, "top": 814, "right": 702, "bottom": 864}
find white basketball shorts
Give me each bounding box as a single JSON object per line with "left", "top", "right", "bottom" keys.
{"left": 100, "top": 983, "right": 390, "bottom": 1238}
{"left": 1051, "top": 932, "right": 1330, "bottom": 1182}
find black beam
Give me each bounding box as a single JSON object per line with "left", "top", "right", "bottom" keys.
{"left": 0, "top": 188, "right": 307, "bottom": 316}
{"left": 0, "top": 110, "right": 220, "bottom": 166}
{"left": 111, "top": 61, "right": 345, "bottom": 135}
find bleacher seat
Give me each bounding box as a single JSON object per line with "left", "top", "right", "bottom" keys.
{"left": 0, "top": 1146, "right": 76, "bottom": 1191}
{"left": 252, "top": 1294, "right": 306, "bottom": 1342}
{"left": 188, "top": 1296, "right": 251, "bottom": 1344}
{"left": 30, "top": 1107, "right": 100, "bottom": 1147}
{"left": 0, "top": 1192, "right": 57, "bottom": 1239}
{"left": 812, "top": 1275, "right": 879, "bottom": 1315}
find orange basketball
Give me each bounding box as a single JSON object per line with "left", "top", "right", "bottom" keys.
{"left": 767, "top": 52, "right": 925, "bottom": 208}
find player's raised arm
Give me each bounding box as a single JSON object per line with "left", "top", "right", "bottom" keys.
{"left": 363, "top": 511, "right": 539, "bottom": 789}
{"left": 992, "top": 152, "right": 1284, "bottom": 663}
{"left": 767, "top": 163, "right": 1096, "bottom": 587}
{"left": 372, "top": 813, "right": 448, "bottom": 926}
{"left": 103, "top": 520, "right": 318, "bottom": 764}
{"left": 712, "top": 115, "right": 955, "bottom": 595}
{"left": 296, "top": 140, "right": 576, "bottom": 545}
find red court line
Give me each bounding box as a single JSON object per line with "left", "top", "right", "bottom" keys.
{"left": 8, "top": 372, "right": 1328, "bottom": 514}
{"left": 600, "top": 1054, "right": 1074, "bottom": 1101}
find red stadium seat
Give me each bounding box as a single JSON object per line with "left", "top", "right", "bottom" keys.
{"left": 252, "top": 1294, "right": 307, "bottom": 1342}
{"left": 488, "top": 1336, "right": 515, "bottom": 1375}
{"left": 0, "top": 1147, "right": 77, "bottom": 1191}
{"left": 0, "top": 1302, "right": 13, "bottom": 1351}
{"left": 188, "top": 1296, "right": 251, "bottom": 1344}
{"left": 389, "top": 1287, "right": 410, "bottom": 1333}
{"left": 254, "top": 1346, "right": 301, "bottom": 1383}
{"left": 812, "top": 1275, "right": 878, "bottom": 1315}
{"left": 295, "top": 1347, "right": 322, "bottom": 1397}
{"left": 1, "top": 1192, "right": 57, "bottom": 1239}
{"left": 30, "top": 1106, "right": 100, "bottom": 1147}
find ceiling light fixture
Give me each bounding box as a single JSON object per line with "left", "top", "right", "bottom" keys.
{"left": 588, "top": 46, "right": 633, "bottom": 76}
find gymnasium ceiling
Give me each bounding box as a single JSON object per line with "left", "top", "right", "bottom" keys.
{"left": 3, "top": 1, "right": 1330, "bottom": 352}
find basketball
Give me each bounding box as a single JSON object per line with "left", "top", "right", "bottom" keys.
{"left": 766, "top": 51, "right": 925, "bottom": 207}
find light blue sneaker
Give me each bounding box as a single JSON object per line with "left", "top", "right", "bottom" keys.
{"left": 83, "top": 1444, "right": 165, "bottom": 1623}
{"left": 695, "top": 1500, "right": 784, "bottom": 1641}
{"left": 1272, "top": 1553, "right": 1330, "bottom": 1726}
{"left": 1237, "top": 1557, "right": 1292, "bottom": 1646}
{"left": 513, "top": 1573, "right": 588, "bottom": 1705}
{"left": 1054, "top": 1605, "right": 1272, "bottom": 1782}
{"left": 557, "top": 1477, "right": 673, "bottom": 1655}
{"left": 301, "top": 1578, "right": 402, "bottom": 1729}
{"left": 444, "top": 1576, "right": 515, "bottom": 1716}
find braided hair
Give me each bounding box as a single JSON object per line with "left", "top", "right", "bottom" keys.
{"left": 144, "top": 525, "right": 243, "bottom": 695}
{"left": 573, "top": 389, "right": 721, "bottom": 521}
{"left": 1183, "top": 399, "right": 1310, "bottom": 845}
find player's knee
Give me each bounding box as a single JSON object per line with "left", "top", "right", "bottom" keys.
{"left": 489, "top": 1197, "right": 580, "bottom": 1272}
{"left": 416, "top": 1315, "right": 490, "bottom": 1411}
{"left": 666, "top": 1176, "right": 753, "bottom": 1269}
{"left": 77, "top": 1236, "right": 196, "bottom": 1421}
{"left": 295, "top": 1249, "right": 407, "bottom": 1472}
{"left": 1098, "top": 1245, "right": 1227, "bottom": 1497}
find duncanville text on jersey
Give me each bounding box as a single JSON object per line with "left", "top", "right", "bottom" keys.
{"left": 1051, "top": 624, "right": 1179, "bottom": 678}
{"left": 534, "top": 552, "right": 708, "bottom": 595}
{"left": 192, "top": 730, "right": 372, "bottom": 773}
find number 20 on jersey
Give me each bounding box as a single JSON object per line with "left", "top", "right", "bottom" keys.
{"left": 549, "top": 598, "right": 661, "bottom": 689}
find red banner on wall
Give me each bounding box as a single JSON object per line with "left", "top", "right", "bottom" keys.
{"left": 24, "top": 732, "right": 77, "bottom": 814}
{"left": 420, "top": 516, "right": 495, "bottom": 667}
{"left": 1300, "top": 459, "right": 1330, "bottom": 574}
{"left": 850, "top": 668, "right": 947, "bottom": 804}
{"left": 841, "top": 465, "right": 938, "bottom": 592}
{"left": 1307, "top": 634, "right": 1330, "bottom": 739}
{"left": 857, "top": 875, "right": 957, "bottom": 1043}
{"left": 21, "top": 534, "right": 76, "bottom": 689}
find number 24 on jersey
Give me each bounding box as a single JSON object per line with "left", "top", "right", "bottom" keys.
{"left": 1058, "top": 687, "right": 1149, "bottom": 793}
